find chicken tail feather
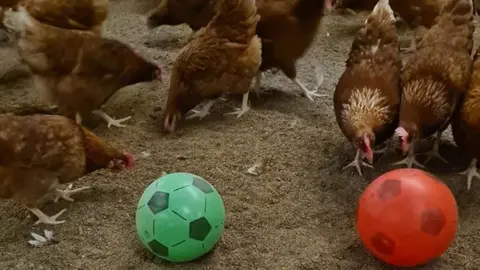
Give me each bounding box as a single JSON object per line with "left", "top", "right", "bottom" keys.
{"left": 3, "top": 6, "right": 34, "bottom": 34}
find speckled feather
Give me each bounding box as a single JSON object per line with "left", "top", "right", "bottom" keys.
{"left": 334, "top": 0, "right": 401, "bottom": 145}
{"left": 399, "top": 0, "right": 474, "bottom": 138}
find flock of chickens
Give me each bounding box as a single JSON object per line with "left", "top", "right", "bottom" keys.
{"left": 0, "top": 0, "right": 478, "bottom": 228}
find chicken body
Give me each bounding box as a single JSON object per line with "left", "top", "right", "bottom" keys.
{"left": 4, "top": 7, "right": 162, "bottom": 128}
{"left": 334, "top": 0, "right": 401, "bottom": 176}
{"left": 452, "top": 47, "right": 480, "bottom": 190}
{"left": 24, "top": 0, "right": 109, "bottom": 33}
{"left": 0, "top": 114, "right": 134, "bottom": 225}
{"left": 162, "top": 0, "right": 261, "bottom": 132}
{"left": 254, "top": 0, "right": 332, "bottom": 101}
{"left": 394, "top": 0, "right": 474, "bottom": 168}
{"left": 147, "top": 0, "right": 332, "bottom": 101}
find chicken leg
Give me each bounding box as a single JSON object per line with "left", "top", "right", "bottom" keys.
{"left": 53, "top": 184, "right": 91, "bottom": 203}
{"left": 28, "top": 207, "right": 67, "bottom": 225}
{"left": 459, "top": 158, "right": 480, "bottom": 190}
{"left": 92, "top": 109, "right": 131, "bottom": 128}
{"left": 343, "top": 149, "right": 373, "bottom": 176}
{"left": 392, "top": 141, "right": 425, "bottom": 168}
{"left": 419, "top": 131, "right": 447, "bottom": 164}
{"left": 186, "top": 100, "right": 217, "bottom": 120}
{"left": 224, "top": 91, "right": 250, "bottom": 118}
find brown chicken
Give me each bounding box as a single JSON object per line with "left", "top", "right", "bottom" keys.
{"left": 147, "top": 0, "right": 215, "bottom": 32}
{"left": 393, "top": 0, "right": 474, "bottom": 168}
{"left": 1, "top": 0, "right": 108, "bottom": 36}
{"left": 4, "top": 7, "right": 162, "bottom": 128}
{"left": 334, "top": 0, "right": 401, "bottom": 176}
{"left": 452, "top": 47, "right": 480, "bottom": 190}
{"left": 333, "top": 0, "right": 446, "bottom": 52}
{"left": 162, "top": 0, "right": 261, "bottom": 132}
{"left": 0, "top": 114, "right": 134, "bottom": 225}
{"left": 147, "top": 0, "right": 332, "bottom": 102}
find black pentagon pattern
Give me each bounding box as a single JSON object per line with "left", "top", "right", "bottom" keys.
{"left": 147, "top": 191, "right": 169, "bottom": 214}
{"left": 189, "top": 217, "right": 212, "bottom": 241}
{"left": 192, "top": 176, "right": 213, "bottom": 194}
{"left": 148, "top": 239, "right": 169, "bottom": 257}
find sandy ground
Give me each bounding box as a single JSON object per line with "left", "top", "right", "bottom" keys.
{"left": 1, "top": 1, "right": 480, "bottom": 269}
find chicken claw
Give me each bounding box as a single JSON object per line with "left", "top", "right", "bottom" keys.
{"left": 225, "top": 92, "right": 250, "bottom": 118}
{"left": 28, "top": 207, "right": 67, "bottom": 226}
{"left": 293, "top": 78, "right": 326, "bottom": 101}
{"left": 186, "top": 100, "right": 216, "bottom": 120}
{"left": 459, "top": 158, "right": 480, "bottom": 190}
{"left": 92, "top": 110, "right": 131, "bottom": 128}
{"left": 392, "top": 152, "right": 425, "bottom": 169}
{"left": 418, "top": 132, "right": 447, "bottom": 164}
{"left": 343, "top": 150, "right": 373, "bottom": 176}
{"left": 54, "top": 185, "right": 91, "bottom": 203}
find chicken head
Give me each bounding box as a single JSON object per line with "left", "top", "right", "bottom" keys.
{"left": 108, "top": 152, "right": 135, "bottom": 171}
{"left": 355, "top": 132, "right": 374, "bottom": 164}
{"left": 395, "top": 126, "right": 413, "bottom": 155}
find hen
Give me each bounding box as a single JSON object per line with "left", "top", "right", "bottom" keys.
{"left": 4, "top": 7, "right": 162, "bottom": 128}
{"left": 393, "top": 0, "right": 474, "bottom": 168}
{"left": 162, "top": 0, "right": 261, "bottom": 132}
{"left": 1, "top": 0, "right": 108, "bottom": 38}
{"left": 452, "top": 46, "right": 480, "bottom": 190}
{"left": 147, "top": 0, "right": 332, "bottom": 101}
{"left": 0, "top": 114, "right": 135, "bottom": 225}
{"left": 334, "top": 0, "right": 401, "bottom": 176}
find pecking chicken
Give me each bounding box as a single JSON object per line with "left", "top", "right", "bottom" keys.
{"left": 334, "top": 0, "right": 401, "bottom": 176}
{"left": 162, "top": 0, "right": 261, "bottom": 132}
{"left": 0, "top": 114, "right": 135, "bottom": 225}
{"left": 4, "top": 7, "right": 162, "bottom": 128}
{"left": 452, "top": 46, "right": 480, "bottom": 190}
{"left": 393, "top": 0, "right": 474, "bottom": 168}
{"left": 147, "top": 0, "right": 332, "bottom": 102}
{"left": 1, "top": 0, "right": 108, "bottom": 36}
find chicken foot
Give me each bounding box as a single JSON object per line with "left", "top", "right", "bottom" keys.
{"left": 54, "top": 185, "right": 91, "bottom": 203}
{"left": 92, "top": 109, "right": 131, "bottom": 128}
{"left": 186, "top": 100, "right": 217, "bottom": 120}
{"left": 418, "top": 132, "right": 447, "bottom": 164}
{"left": 224, "top": 92, "right": 250, "bottom": 118}
{"left": 343, "top": 149, "right": 373, "bottom": 176}
{"left": 28, "top": 207, "right": 67, "bottom": 225}
{"left": 459, "top": 158, "right": 480, "bottom": 190}
{"left": 391, "top": 141, "right": 425, "bottom": 169}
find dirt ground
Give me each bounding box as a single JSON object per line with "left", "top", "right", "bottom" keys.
{"left": 1, "top": 1, "right": 480, "bottom": 269}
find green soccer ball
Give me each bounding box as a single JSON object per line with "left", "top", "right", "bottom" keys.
{"left": 135, "top": 173, "right": 226, "bottom": 262}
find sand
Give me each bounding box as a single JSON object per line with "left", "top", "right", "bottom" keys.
{"left": 1, "top": 1, "right": 479, "bottom": 269}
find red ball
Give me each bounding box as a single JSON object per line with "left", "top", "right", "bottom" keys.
{"left": 356, "top": 168, "right": 458, "bottom": 267}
